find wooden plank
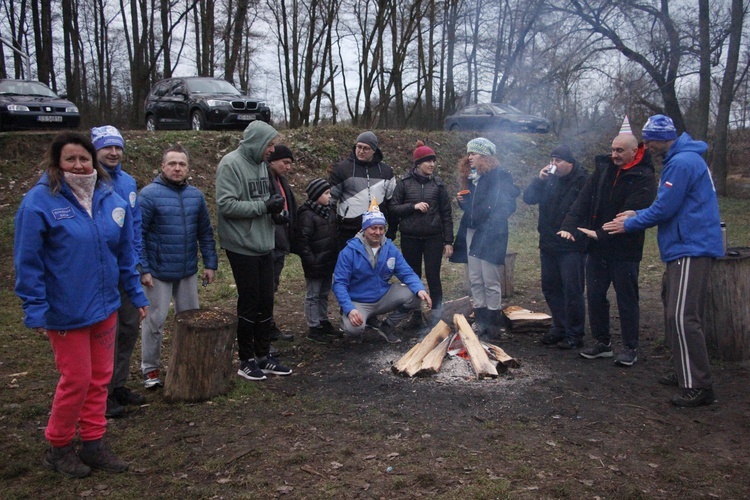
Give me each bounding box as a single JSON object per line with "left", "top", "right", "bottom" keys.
{"left": 453, "top": 314, "right": 498, "bottom": 379}
{"left": 392, "top": 320, "right": 451, "bottom": 375}
{"left": 413, "top": 335, "right": 453, "bottom": 376}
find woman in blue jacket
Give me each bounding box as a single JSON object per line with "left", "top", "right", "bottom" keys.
{"left": 14, "top": 132, "right": 148, "bottom": 478}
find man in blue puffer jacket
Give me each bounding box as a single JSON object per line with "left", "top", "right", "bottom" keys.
{"left": 604, "top": 115, "right": 723, "bottom": 408}
{"left": 138, "top": 145, "right": 217, "bottom": 388}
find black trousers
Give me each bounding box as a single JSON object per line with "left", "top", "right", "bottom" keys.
{"left": 400, "top": 235, "right": 444, "bottom": 309}
{"left": 226, "top": 250, "right": 274, "bottom": 360}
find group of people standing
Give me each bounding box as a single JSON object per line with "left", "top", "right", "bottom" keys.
{"left": 13, "top": 113, "right": 723, "bottom": 479}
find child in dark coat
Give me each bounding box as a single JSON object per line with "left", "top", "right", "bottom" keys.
{"left": 295, "top": 178, "right": 340, "bottom": 343}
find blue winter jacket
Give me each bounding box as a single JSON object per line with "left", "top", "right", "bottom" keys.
{"left": 102, "top": 163, "right": 142, "bottom": 264}
{"left": 624, "top": 133, "right": 723, "bottom": 262}
{"left": 14, "top": 173, "right": 148, "bottom": 330}
{"left": 332, "top": 234, "right": 425, "bottom": 316}
{"left": 139, "top": 175, "right": 218, "bottom": 281}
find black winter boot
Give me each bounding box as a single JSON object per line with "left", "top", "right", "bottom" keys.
{"left": 472, "top": 307, "right": 489, "bottom": 336}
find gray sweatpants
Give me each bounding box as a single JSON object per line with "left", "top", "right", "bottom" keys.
{"left": 141, "top": 274, "right": 199, "bottom": 374}
{"left": 663, "top": 257, "right": 713, "bottom": 389}
{"left": 466, "top": 228, "right": 503, "bottom": 310}
{"left": 340, "top": 283, "right": 419, "bottom": 336}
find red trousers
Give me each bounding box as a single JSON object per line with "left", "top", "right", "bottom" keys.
{"left": 44, "top": 312, "right": 117, "bottom": 447}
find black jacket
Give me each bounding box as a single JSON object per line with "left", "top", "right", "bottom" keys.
{"left": 561, "top": 146, "right": 657, "bottom": 261}
{"left": 269, "top": 171, "right": 299, "bottom": 255}
{"left": 451, "top": 167, "right": 520, "bottom": 265}
{"left": 523, "top": 163, "right": 589, "bottom": 253}
{"left": 389, "top": 169, "right": 453, "bottom": 242}
{"left": 295, "top": 203, "right": 338, "bottom": 279}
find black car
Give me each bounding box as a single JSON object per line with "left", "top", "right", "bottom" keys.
{"left": 144, "top": 77, "right": 271, "bottom": 131}
{"left": 0, "top": 79, "right": 80, "bottom": 131}
{"left": 444, "top": 103, "right": 550, "bottom": 133}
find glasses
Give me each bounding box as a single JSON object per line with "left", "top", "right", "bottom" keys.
{"left": 355, "top": 145, "right": 372, "bottom": 152}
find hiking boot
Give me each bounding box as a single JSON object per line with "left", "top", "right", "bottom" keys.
{"left": 614, "top": 348, "right": 638, "bottom": 367}
{"left": 541, "top": 332, "right": 564, "bottom": 345}
{"left": 365, "top": 317, "right": 382, "bottom": 329}
{"left": 258, "top": 355, "right": 292, "bottom": 376}
{"left": 321, "top": 320, "right": 343, "bottom": 339}
{"left": 238, "top": 359, "right": 267, "bottom": 381}
{"left": 658, "top": 372, "right": 679, "bottom": 386}
{"left": 112, "top": 386, "right": 146, "bottom": 406}
{"left": 580, "top": 342, "right": 614, "bottom": 359}
{"left": 671, "top": 387, "right": 715, "bottom": 408}
{"left": 79, "top": 442, "right": 128, "bottom": 473}
{"left": 556, "top": 338, "right": 583, "bottom": 350}
{"left": 143, "top": 369, "right": 163, "bottom": 389}
{"left": 105, "top": 396, "right": 125, "bottom": 418}
{"left": 307, "top": 326, "right": 333, "bottom": 344}
{"left": 376, "top": 321, "right": 402, "bottom": 344}
{"left": 44, "top": 444, "right": 91, "bottom": 478}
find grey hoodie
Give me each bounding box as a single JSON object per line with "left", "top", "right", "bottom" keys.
{"left": 216, "top": 121, "right": 279, "bottom": 256}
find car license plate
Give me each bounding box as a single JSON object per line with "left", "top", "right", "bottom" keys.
{"left": 38, "top": 115, "right": 63, "bottom": 122}
{"left": 238, "top": 114, "right": 256, "bottom": 121}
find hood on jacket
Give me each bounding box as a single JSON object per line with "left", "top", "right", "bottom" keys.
{"left": 347, "top": 145, "right": 385, "bottom": 167}
{"left": 666, "top": 133, "right": 708, "bottom": 161}
{"left": 238, "top": 121, "right": 279, "bottom": 164}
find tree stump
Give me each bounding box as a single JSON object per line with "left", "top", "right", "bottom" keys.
{"left": 500, "top": 252, "right": 517, "bottom": 297}
{"left": 704, "top": 247, "right": 750, "bottom": 362}
{"left": 164, "top": 309, "right": 237, "bottom": 402}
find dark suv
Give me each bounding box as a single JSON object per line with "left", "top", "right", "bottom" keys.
{"left": 144, "top": 77, "right": 271, "bottom": 131}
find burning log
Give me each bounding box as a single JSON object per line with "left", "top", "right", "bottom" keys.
{"left": 392, "top": 320, "right": 451, "bottom": 376}
{"left": 485, "top": 343, "right": 521, "bottom": 373}
{"left": 416, "top": 335, "right": 452, "bottom": 376}
{"left": 453, "top": 314, "right": 498, "bottom": 379}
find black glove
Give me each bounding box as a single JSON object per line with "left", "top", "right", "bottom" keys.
{"left": 272, "top": 213, "right": 290, "bottom": 225}
{"left": 265, "top": 194, "right": 285, "bottom": 214}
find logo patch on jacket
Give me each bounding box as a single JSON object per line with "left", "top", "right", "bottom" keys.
{"left": 112, "top": 207, "right": 126, "bottom": 227}
{"left": 129, "top": 191, "right": 137, "bottom": 207}
{"left": 387, "top": 257, "right": 396, "bottom": 270}
{"left": 52, "top": 206, "right": 75, "bottom": 220}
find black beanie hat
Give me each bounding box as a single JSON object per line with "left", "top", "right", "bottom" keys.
{"left": 550, "top": 144, "right": 575, "bottom": 164}
{"left": 306, "top": 178, "right": 330, "bottom": 201}
{"left": 268, "top": 145, "right": 294, "bottom": 163}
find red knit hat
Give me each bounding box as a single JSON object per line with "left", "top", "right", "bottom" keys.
{"left": 413, "top": 140, "right": 436, "bottom": 166}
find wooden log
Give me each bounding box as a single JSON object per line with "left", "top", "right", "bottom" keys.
{"left": 504, "top": 310, "right": 552, "bottom": 334}
{"left": 416, "top": 335, "right": 453, "bottom": 376}
{"left": 453, "top": 314, "right": 498, "bottom": 379}
{"left": 164, "top": 309, "right": 237, "bottom": 402}
{"left": 392, "top": 320, "right": 451, "bottom": 375}
{"left": 500, "top": 251, "right": 517, "bottom": 297}
{"left": 704, "top": 247, "right": 750, "bottom": 361}
{"left": 485, "top": 343, "right": 521, "bottom": 372}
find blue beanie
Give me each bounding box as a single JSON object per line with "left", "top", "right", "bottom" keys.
{"left": 91, "top": 125, "right": 125, "bottom": 151}
{"left": 642, "top": 115, "right": 677, "bottom": 141}
{"left": 466, "top": 137, "right": 496, "bottom": 156}
{"left": 361, "top": 210, "right": 386, "bottom": 230}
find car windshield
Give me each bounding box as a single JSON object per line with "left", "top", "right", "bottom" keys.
{"left": 185, "top": 79, "right": 241, "bottom": 95}
{"left": 489, "top": 103, "right": 523, "bottom": 114}
{"left": 0, "top": 81, "right": 58, "bottom": 98}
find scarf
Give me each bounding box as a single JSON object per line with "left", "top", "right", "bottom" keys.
{"left": 63, "top": 171, "right": 97, "bottom": 216}
{"left": 304, "top": 198, "right": 330, "bottom": 219}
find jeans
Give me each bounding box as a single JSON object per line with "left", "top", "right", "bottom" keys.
{"left": 586, "top": 255, "right": 640, "bottom": 350}
{"left": 466, "top": 229, "right": 503, "bottom": 310}
{"left": 540, "top": 250, "right": 586, "bottom": 341}
{"left": 305, "top": 276, "right": 332, "bottom": 328}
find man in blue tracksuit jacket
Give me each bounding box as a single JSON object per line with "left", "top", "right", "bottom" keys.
{"left": 604, "top": 115, "right": 723, "bottom": 408}
{"left": 91, "top": 125, "right": 145, "bottom": 415}
{"left": 332, "top": 209, "right": 431, "bottom": 344}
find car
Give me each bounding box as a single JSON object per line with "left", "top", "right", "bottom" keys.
{"left": 144, "top": 77, "right": 271, "bottom": 131}
{"left": 0, "top": 79, "right": 80, "bottom": 131}
{"left": 444, "top": 103, "right": 550, "bottom": 133}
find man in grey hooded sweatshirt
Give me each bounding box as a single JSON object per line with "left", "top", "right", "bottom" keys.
{"left": 216, "top": 121, "right": 292, "bottom": 382}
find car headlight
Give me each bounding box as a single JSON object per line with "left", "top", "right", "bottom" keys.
{"left": 206, "top": 99, "right": 231, "bottom": 107}
{"left": 65, "top": 106, "right": 79, "bottom": 113}
{"left": 7, "top": 104, "right": 30, "bottom": 112}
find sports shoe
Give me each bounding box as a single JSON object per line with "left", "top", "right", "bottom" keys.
{"left": 614, "top": 348, "right": 638, "bottom": 367}
{"left": 112, "top": 386, "right": 146, "bottom": 406}
{"left": 44, "top": 444, "right": 91, "bottom": 478}
{"left": 105, "top": 396, "right": 125, "bottom": 418}
{"left": 321, "top": 320, "right": 343, "bottom": 338}
{"left": 556, "top": 338, "right": 583, "bottom": 350}
{"left": 658, "top": 372, "right": 679, "bottom": 386}
{"left": 79, "top": 443, "right": 128, "bottom": 473}
{"left": 376, "top": 321, "right": 402, "bottom": 344}
{"left": 580, "top": 342, "right": 614, "bottom": 359}
{"left": 238, "top": 359, "right": 267, "bottom": 381}
{"left": 307, "top": 326, "right": 333, "bottom": 344}
{"left": 365, "top": 317, "right": 382, "bottom": 329}
{"left": 541, "top": 332, "right": 564, "bottom": 345}
{"left": 257, "top": 355, "right": 292, "bottom": 376}
{"left": 671, "top": 387, "right": 715, "bottom": 407}
{"left": 143, "top": 369, "right": 163, "bottom": 389}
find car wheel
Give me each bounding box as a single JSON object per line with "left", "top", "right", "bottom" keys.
{"left": 450, "top": 123, "right": 461, "bottom": 131}
{"left": 145, "top": 115, "right": 157, "bottom": 131}
{"left": 191, "top": 110, "right": 206, "bottom": 131}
